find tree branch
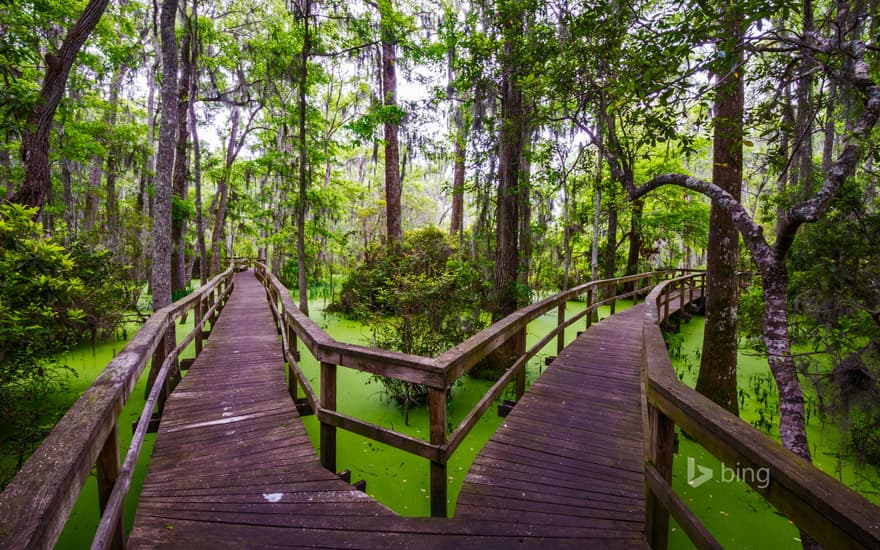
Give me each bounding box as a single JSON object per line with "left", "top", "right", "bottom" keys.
{"left": 630, "top": 173, "right": 773, "bottom": 268}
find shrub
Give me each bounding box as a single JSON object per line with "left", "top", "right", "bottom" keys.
{"left": 0, "top": 204, "right": 131, "bottom": 485}
{"left": 332, "top": 227, "right": 491, "bottom": 420}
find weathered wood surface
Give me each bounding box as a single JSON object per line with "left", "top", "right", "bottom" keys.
{"left": 456, "top": 304, "right": 655, "bottom": 545}
{"left": 127, "top": 270, "right": 651, "bottom": 547}
{"left": 127, "top": 271, "right": 392, "bottom": 547}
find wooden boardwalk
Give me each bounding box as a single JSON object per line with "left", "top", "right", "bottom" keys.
{"left": 456, "top": 305, "right": 652, "bottom": 544}
{"left": 127, "top": 271, "right": 393, "bottom": 547}
{"left": 128, "top": 272, "right": 693, "bottom": 547}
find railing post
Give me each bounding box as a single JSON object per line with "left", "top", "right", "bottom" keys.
{"left": 679, "top": 279, "right": 686, "bottom": 314}
{"left": 586, "top": 288, "right": 594, "bottom": 329}
{"left": 609, "top": 282, "right": 617, "bottom": 315}
{"left": 287, "top": 323, "right": 298, "bottom": 400}
{"left": 556, "top": 301, "right": 566, "bottom": 353}
{"left": 633, "top": 277, "right": 640, "bottom": 305}
{"left": 663, "top": 286, "right": 671, "bottom": 326}
{"left": 144, "top": 330, "right": 167, "bottom": 400}
{"left": 209, "top": 286, "right": 218, "bottom": 328}
{"left": 96, "top": 418, "right": 125, "bottom": 550}
{"left": 161, "top": 327, "right": 180, "bottom": 409}
{"left": 320, "top": 362, "right": 337, "bottom": 472}
{"left": 194, "top": 297, "right": 203, "bottom": 356}
{"left": 646, "top": 404, "right": 676, "bottom": 549}
{"left": 515, "top": 327, "right": 526, "bottom": 400}
{"left": 428, "top": 387, "right": 448, "bottom": 518}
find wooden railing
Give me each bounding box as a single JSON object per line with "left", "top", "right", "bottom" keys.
{"left": 642, "top": 274, "right": 880, "bottom": 549}
{"left": 254, "top": 262, "right": 678, "bottom": 517}
{"left": 0, "top": 263, "right": 240, "bottom": 550}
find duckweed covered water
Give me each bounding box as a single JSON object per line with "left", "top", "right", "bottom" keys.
{"left": 296, "top": 298, "right": 627, "bottom": 516}
{"left": 22, "top": 292, "right": 880, "bottom": 547}
{"left": 667, "top": 316, "right": 880, "bottom": 549}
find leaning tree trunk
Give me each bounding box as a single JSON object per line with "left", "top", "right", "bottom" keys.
{"left": 761, "top": 261, "right": 811, "bottom": 459}
{"left": 10, "top": 0, "right": 110, "bottom": 213}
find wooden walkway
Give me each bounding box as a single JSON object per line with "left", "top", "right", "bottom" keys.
{"left": 127, "top": 272, "right": 694, "bottom": 547}
{"left": 456, "top": 305, "right": 651, "bottom": 544}
{"left": 128, "top": 271, "right": 393, "bottom": 547}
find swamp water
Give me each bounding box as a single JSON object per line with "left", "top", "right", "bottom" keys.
{"left": 18, "top": 296, "right": 878, "bottom": 548}
{"left": 667, "top": 316, "right": 880, "bottom": 549}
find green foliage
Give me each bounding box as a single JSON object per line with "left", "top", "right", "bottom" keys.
{"left": 0, "top": 204, "right": 131, "bottom": 484}
{"left": 331, "top": 227, "right": 490, "bottom": 418}
{"left": 787, "top": 179, "right": 880, "bottom": 465}
{"left": 171, "top": 195, "right": 196, "bottom": 225}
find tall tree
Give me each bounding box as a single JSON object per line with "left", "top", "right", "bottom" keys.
{"left": 295, "top": 0, "right": 312, "bottom": 315}
{"left": 695, "top": 1, "right": 745, "bottom": 416}
{"left": 379, "top": 0, "right": 403, "bottom": 246}
{"left": 152, "top": 0, "right": 180, "bottom": 311}
{"left": 189, "top": 0, "right": 207, "bottom": 286}
{"left": 9, "top": 0, "right": 111, "bottom": 214}
{"left": 492, "top": 0, "right": 526, "bottom": 320}
{"left": 171, "top": 20, "right": 195, "bottom": 295}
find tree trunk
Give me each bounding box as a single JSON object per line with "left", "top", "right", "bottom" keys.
{"left": 10, "top": 0, "right": 111, "bottom": 213}
{"left": 296, "top": 0, "right": 312, "bottom": 315}
{"left": 591, "top": 113, "right": 604, "bottom": 282}
{"left": 450, "top": 103, "right": 466, "bottom": 240}
{"left": 493, "top": 21, "right": 524, "bottom": 321}
{"left": 189, "top": 0, "right": 206, "bottom": 286}
{"left": 625, "top": 198, "right": 643, "bottom": 287}
{"left": 793, "top": 0, "right": 815, "bottom": 200}
{"left": 83, "top": 155, "right": 102, "bottom": 233}
{"left": 696, "top": 6, "right": 744, "bottom": 416}
{"left": 210, "top": 107, "right": 239, "bottom": 277}
{"left": 603, "top": 194, "right": 618, "bottom": 296}
{"left": 152, "top": 0, "right": 179, "bottom": 312}
{"left": 61, "top": 157, "right": 75, "bottom": 239}
{"left": 381, "top": 5, "right": 402, "bottom": 246}
{"left": 761, "top": 261, "right": 811, "bottom": 459}
{"left": 104, "top": 64, "right": 127, "bottom": 250}
{"left": 172, "top": 31, "right": 193, "bottom": 295}
{"left": 517, "top": 125, "right": 532, "bottom": 294}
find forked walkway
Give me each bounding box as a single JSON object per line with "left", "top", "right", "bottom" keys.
{"left": 128, "top": 271, "right": 670, "bottom": 547}
{"left": 456, "top": 305, "right": 650, "bottom": 538}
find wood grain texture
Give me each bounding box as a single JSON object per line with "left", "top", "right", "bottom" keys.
{"left": 128, "top": 271, "right": 392, "bottom": 548}
{"left": 456, "top": 304, "right": 656, "bottom": 539}
{"left": 127, "top": 270, "right": 653, "bottom": 547}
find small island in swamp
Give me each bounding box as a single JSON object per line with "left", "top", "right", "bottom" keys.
{"left": 1, "top": 0, "right": 879, "bottom": 548}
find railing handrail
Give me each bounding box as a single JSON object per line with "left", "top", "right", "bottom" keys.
{"left": 253, "top": 262, "right": 683, "bottom": 517}
{"left": 0, "top": 263, "right": 239, "bottom": 549}
{"left": 642, "top": 275, "right": 880, "bottom": 548}
{"left": 436, "top": 271, "right": 667, "bottom": 382}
